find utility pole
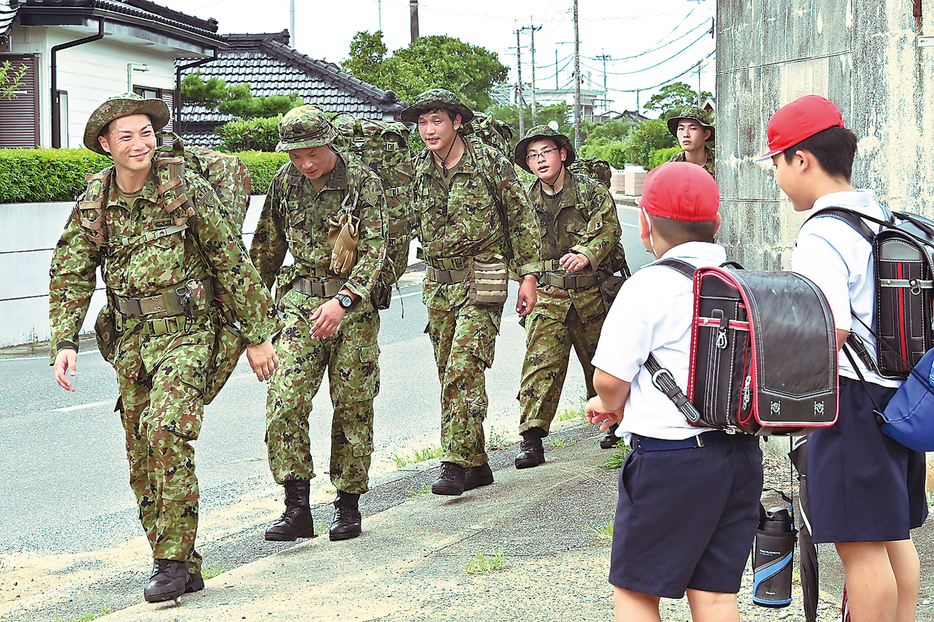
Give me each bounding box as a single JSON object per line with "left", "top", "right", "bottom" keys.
{"left": 526, "top": 21, "right": 541, "bottom": 126}
{"left": 573, "top": 0, "right": 581, "bottom": 149}
{"left": 555, "top": 50, "right": 559, "bottom": 90}
{"left": 290, "top": 0, "right": 295, "bottom": 48}
{"left": 595, "top": 51, "right": 610, "bottom": 118}
{"left": 410, "top": 0, "right": 419, "bottom": 44}
{"left": 696, "top": 60, "right": 702, "bottom": 106}
{"left": 516, "top": 28, "right": 524, "bottom": 138}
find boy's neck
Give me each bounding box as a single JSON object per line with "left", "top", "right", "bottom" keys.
{"left": 683, "top": 146, "right": 708, "bottom": 167}
{"left": 801, "top": 177, "right": 856, "bottom": 212}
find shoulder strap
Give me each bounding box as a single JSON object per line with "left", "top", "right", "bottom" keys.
{"left": 644, "top": 354, "right": 703, "bottom": 424}
{"left": 152, "top": 156, "right": 197, "bottom": 227}
{"left": 465, "top": 137, "right": 514, "bottom": 261}
{"left": 654, "top": 258, "right": 695, "bottom": 279}
{"left": 811, "top": 206, "right": 881, "bottom": 243}
{"left": 79, "top": 168, "right": 113, "bottom": 245}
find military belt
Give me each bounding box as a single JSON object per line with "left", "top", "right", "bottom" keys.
{"left": 292, "top": 277, "right": 344, "bottom": 298}
{"left": 113, "top": 312, "right": 187, "bottom": 337}
{"left": 426, "top": 265, "right": 468, "bottom": 284}
{"left": 539, "top": 271, "right": 597, "bottom": 290}
{"left": 425, "top": 256, "right": 467, "bottom": 271}
{"left": 113, "top": 278, "right": 214, "bottom": 318}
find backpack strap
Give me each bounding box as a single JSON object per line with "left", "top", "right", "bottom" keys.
{"left": 810, "top": 206, "right": 884, "bottom": 243}
{"left": 463, "top": 137, "right": 515, "bottom": 263}
{"left": 78, "top": 169, "right": 113, "bottom": 245}
{"left": 653, "top": 258, "right": 696, "bottom": 279}
{"left": 153, "top": 156, "right": 197, "bottom": 227}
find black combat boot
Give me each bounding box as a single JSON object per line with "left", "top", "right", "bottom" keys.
{"left": 431, "top": 461, "right": 465, "bottom": 496}
{"left": 464, "top": 462, "right": 494, "bottom": 490}
{"left": 264, "top": 480, "right": 315, "bottom": 541}
{"left": 515, "top": 428, "right": 546, "bottom": 469}
{"left": 600, "top": 423, "right": 621, "bottom": 449}
{"left": 143, "top": 559, "right": 189, "bottom": 603}
{"left": 329, "top": 491, "right": 362, "bottom": 541}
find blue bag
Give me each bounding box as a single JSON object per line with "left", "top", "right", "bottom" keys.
{"left": 878, "top": 348, "right": 934, "bottom": 452}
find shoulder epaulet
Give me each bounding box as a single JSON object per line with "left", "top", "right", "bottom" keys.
{"left": 78, "top": 168, "right": 113, "bottom": 245}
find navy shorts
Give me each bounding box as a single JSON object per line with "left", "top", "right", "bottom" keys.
{"left": 806, "top": 377, "right": 929, "bottom": 544}
{"left": 609, "top": 432, "right": 763, "bottom": 598}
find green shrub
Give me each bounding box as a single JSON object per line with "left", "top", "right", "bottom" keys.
{"left": 0, "top": 148, "right": 288, "bottom": 204}
{"left": 648, "top": 146, "right": 683, "bottom": 170}
{"left": 216, "top": 116, "right": 282, "bottom": 152}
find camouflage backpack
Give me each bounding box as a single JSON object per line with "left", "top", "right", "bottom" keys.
{"left": 569, "top": 157, "right": 612, "bottom": 188}
{"left": 459, "top": 113, "right": 514, "bottom": 160}
{"left": 330, "top": 113, "right": 414, "bottom": 310}
{"left": 80, "top": 133, "right": 252, "bottom": 405}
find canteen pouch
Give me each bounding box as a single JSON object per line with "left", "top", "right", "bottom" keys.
{"left": 468, "top": 259, "right": 508, "bottom": 305}
{"left": 94, "top": 305, "right": 118, "bottom": 365}
{"left": 328, "top": 213, "right": 360, "bottom": 277}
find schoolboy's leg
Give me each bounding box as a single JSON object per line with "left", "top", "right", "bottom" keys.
{"left": 685, "top": 589, "right": 739, "bottom": 622}
{"left": 613, "top": 586, "right": 660, "bottom": 622}
{"left": 835, "top": 541, "right": 898, "bottom": 622}
{"left": 886, "top": 538, "right": 920, "bottom": 622}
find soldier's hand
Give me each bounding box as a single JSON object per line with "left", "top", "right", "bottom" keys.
{"left": 517, "top": 274, "right": 537, "bottom": 317}
{"left": 309, "top": 299, "right": 345, "bottom": 340}
{"left": 246, "top": 340, "right": 279, "bottom": 382}
{"left": 560, "top": 252, "right": 590, "bottom": 274}
{"left": 585, "top": 396, "right": 623, "bottom": 431}
{"left": 54, "top": 348, "right": 78, "bottom": 392}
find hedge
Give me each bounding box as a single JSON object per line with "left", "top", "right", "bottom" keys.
{"left": 0, "top": 148, "right": 288, "bottom": 204}
{"left": 647, "top": 146, "right": 683, "bottom": 170}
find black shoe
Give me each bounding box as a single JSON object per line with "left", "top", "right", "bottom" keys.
{"left": 265, "top": 480, "right": 315, "bottom": 541}
{"left": 185, "top": 569, "right": 205, "bottom": 594}
{"left": 600, "top": 424, "right": 620, "bottom": 449}
{"left": 144, "top": 559, "right": 189, "bottom": 603}
{"left": 329, "top": 491, "right": 362, "bottom": 541}
{"left": 464, "top": 463, "right": 494, "bottom": 491}
{"left": 515, "top": 432, "right": 545, "bottom": 469}
{"left": 431, "top": 462, "right": 465, "bottom": 496}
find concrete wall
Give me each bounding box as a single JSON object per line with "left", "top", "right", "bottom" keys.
{"left": 716, "top": 0, "right": 933, "bottom": 269}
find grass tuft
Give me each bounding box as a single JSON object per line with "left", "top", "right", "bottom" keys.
{"left": 53, "top": 607, "right": 112, "bottom": 622}
{"left": 202, "top": 562, "right": 225, "bottom": 580}
{"left": 601, "top": 445, "right": 630, "bottom": 469}
{"left": 465, "top": 548, "right": 505, "bottom": 574}
{"left": 407, "top": 487, "right": 432, "bottom": 496}
{"left": 393, "top": 446, "right": 443, "bottom": 468}
{"left": 486, "top": 426, "right": 511, "bottom": 451}
{"left": 587, "top": 521, "right": 614, "bottom": 540}
{"left": 549, "top": 437, "right": 572, "bottom": 449}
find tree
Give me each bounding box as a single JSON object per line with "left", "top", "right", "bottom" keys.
{"left": 489, "top": 102, "right": 572, "bottom": 149}
{"left": 582, "top": 118, "right": 632, "bottom": 146}
{"left": 643, "top": 82, "right": 712, "bottom": 117}
{"left": 342, "top": 31, "right": 508, "bottom": 111}
{"left": 624, "top": 119, "right": 676, "bottom": 167}
{"left": 0, "top": 60, "right": 26, "bottom": 101}
{"left": 181, "top": 72, "right": 302, "bottom": 120}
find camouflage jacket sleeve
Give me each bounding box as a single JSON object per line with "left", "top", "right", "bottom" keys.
{"left": 187, "top": 174, "right": 278, "bottom": 344}
{"left": 486, "top": 147, "right": 542, "bottom": 275}
{"left": 249, "top": 163, "right": 292, "bottom": 291}
{"left": 343, "top": 161, "right": 388, "bottom": 300}
{"left": 568, "top": 174, "right": 623, "bottom": 270}
{"left": 48, "top": 201, "right": 106, "bottom": 361}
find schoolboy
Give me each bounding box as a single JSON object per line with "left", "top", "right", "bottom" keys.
{"left": 760, "top": 94, "right": 928, "bottom": 622}
{"left": 586, "top": 161, "right": 763, "bottom": 622}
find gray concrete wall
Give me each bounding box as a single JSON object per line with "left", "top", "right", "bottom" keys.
{"left": 717, "top": 0, "right": 933, "bottom": 269}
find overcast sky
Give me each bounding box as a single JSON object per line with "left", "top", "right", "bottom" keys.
{"left": 157, "top": 0, "right": 716, "bottom": 116}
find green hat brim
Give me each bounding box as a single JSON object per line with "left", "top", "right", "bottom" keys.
{"left": 400, "top": 101, "right": 474, "bottom": 125}
{"left": 83, "top": 98, "right": 170, "bottom": 156}
{"left": 275, "top": 124, "right": 338, "bottom": 152}
{"left": 514, "top": 132, "right": 576, "bottom": 173}
{"left": 667, "top": 115, "right": 715, "bottom": 143}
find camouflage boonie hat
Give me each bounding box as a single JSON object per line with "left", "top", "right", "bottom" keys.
{"left": 667, "top": 106, "right": 715, "bottom": 142}
{"left": 514, "top": 124, "right": 577, "bottom": 173}
{"left": 83, "top": 92, "right": 171, "bottom": 156}
{"left": 276, "top": 105, "right": 338, "bottom": 152}
{"left": 400, "top": 89, "right": 475, "bottom": 125}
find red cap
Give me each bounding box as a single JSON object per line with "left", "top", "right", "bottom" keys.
{"left": 639, "top": 161, "right": 719, "bottom": 222}
{"left": 756, "top": 95, "right": 844, "bottom": 161}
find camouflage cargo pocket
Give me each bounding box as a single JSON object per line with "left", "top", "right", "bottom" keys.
{"left": 333, "top": 343, "right": 380, "bottom": 402}
{"left": 468, "top": 259, "right": 508, "bottom": 305}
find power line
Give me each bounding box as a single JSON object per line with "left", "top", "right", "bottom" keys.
{"left": 579, "top": 18, "right": 708, "bottom": 64}
{"left": 606, "top": 49, "right": 715, "bottom": 94}
{"left": 580, "top": 29, "right": 711, "bottom": 77}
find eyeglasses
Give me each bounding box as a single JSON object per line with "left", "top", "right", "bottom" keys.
{"left": 525, "top": 147, "right": 559, "bottom": 162}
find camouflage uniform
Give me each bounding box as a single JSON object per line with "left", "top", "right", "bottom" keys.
{"left": 667, "top": 105, "right": 716, "bottom": 178}
{"left": 250, "top": 114, "right": 386, "bottom": 495}
{"left": 49, "top": 97, "right": 278, "bottom": 574}
{"left": 405, "top": 90, "right": 542, "bottom": 469}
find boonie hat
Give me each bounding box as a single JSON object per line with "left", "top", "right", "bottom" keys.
{"left": 640, "top": 161, "right": 719, "bottom": 222}
{"left": 276, "top": 105, "right": 338, "bottom": 152}
{"left": 755, "top": 95, "right": 844, "bottom": 161}
{"left": 83, "top": 92, "right": 170, "bottom": 156}
{"left": 667, "top": 106, "right": 715, "bottom": 143}
{"left": 513, "top": 124, "right": 576, "bottom": 173}
{"left": 400, "top": 88, "right": 475, "bottom": 125}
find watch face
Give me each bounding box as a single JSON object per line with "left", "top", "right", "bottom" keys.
{"left": 337, "top": 294, "right": 352, "bottom": 308}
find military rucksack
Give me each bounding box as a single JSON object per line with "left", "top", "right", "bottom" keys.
{"left": 459, "top": 113, "right": 514, "bottom": 159}
{"left": 79, "top": 134, "right": 252, "bottom": 405}
{"left": 569, "top": 157, "right": 612, "bottom": 188}
{"left": 329, "top": 113, "right": 414, "bottom": 310}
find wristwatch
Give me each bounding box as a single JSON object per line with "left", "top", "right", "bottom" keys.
{"left": 333, "top": 292, "right": 354, "bottom": 309}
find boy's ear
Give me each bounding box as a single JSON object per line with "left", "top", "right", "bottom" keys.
{"left": 639, "top": 210, "right": 651, "bottom": 240}
{"left": 713, "top": 212, "right": 722, "bottom": 236}
{"left": 793, "top": 149, "right": 811, "bottom": 173}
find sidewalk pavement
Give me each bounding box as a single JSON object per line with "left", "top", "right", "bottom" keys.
{"left": 98, "top": 424, "right": 931, "bottom": 622}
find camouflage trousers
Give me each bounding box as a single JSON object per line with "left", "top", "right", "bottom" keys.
{"left": 117, "top": 338, "right": 210, "bottom": 574}
{"left": 266, "top": 302, "right": 380, "bottom": 494}
{"left": 425, "top": 299, "right": 503, "bottom": 467}
{"left": 517, "top": 305, "right": 604, "bottom": 436}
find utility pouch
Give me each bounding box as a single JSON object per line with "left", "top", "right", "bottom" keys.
{"left": 468, "top": 259, "right": 509, "bottom": 305}
{"left": 94, "top": 305, "right": 118, "bottom": 365}
{"left": 328, "top": 213, "right": 360, "bottom": 277}
{"left": 596, "top": 272, "right": 626, "bottom": 303}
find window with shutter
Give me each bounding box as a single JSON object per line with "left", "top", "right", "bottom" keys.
{"left": 0, "top": 54, "right": 38, "bottom": 148}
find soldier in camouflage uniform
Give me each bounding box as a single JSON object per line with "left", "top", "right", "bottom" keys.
{"left": 667, "top": 106, "right": 716, "bottom": 178}
{"left": 512, "top": 126, "right": 623, "bottom": 468}
{"left": 403, "top": 89, "right": 543, "bottom": 496}
{"left": 49, "top": 94, "right": 279, "bottom": 603}
{"left": 250, "top": 106, "right": 387, "bottom": 542}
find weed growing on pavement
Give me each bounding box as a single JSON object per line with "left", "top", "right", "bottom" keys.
{"left": 486, "top": 426, "right": 511, "bottom": 451}
{"left": 601, "top": 445, "right": 630, "bottom": 469}
{"left": 587, "top": 521, "right": 614, "bottom": 540}
{"left": 556, "top": 407, "right": 584, "bottom": 422}
{"left": 393, "top": 446, "right": 443, "bottom": 468}
{"left": 465, "top": 548, "right": 505, "bottom": 574}
{"left": 54, "top": 606, "right": 112, "bottom": 622}
{"left": 549, "top": 437, "right": 573, "bottom": 449}
{"left": 202, "top": 562, "right": 225, "bottom": 580}
{"left": 407, "top": 487, "right": 432, "bottom": 496}
{"left": 315, "top": 522, "right": 330, "bottom": 537}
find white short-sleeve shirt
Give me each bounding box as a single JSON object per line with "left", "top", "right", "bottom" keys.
{"left": 791, "top": 190, "right": 900, "bottom": 388}
{"left": 593, "top": 241, "right": 727, "bottom": 441}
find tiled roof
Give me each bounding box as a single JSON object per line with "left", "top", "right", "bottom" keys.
{"left": 9, "top": 0, "right": 224, "bottom": 44}
{"left": 178, "top": 31, "right": 404, "bottom": 131}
